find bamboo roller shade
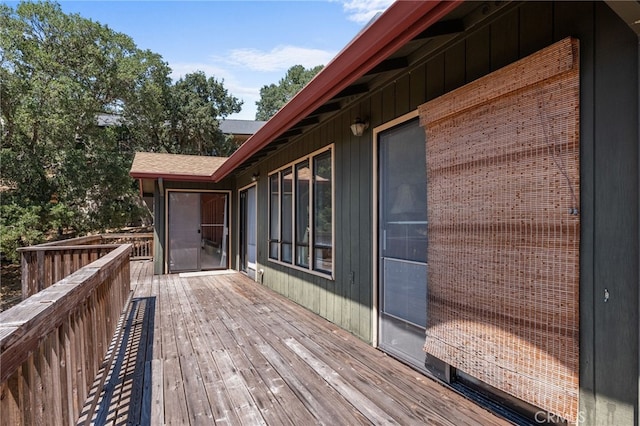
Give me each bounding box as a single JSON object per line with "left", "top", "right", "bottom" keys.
{"left": 419, "top": 37, "right": 580, "bottom": 423}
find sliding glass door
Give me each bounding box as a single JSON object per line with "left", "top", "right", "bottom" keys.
{"left": 240, "top": 185, "right": 257, "bottom": 279}
{"left": 168, "top": 191, "right": 228, "bottom": 273}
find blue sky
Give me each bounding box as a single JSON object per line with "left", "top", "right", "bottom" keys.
{"left": 38, "top": 1, "right": 393, "bottom": 120}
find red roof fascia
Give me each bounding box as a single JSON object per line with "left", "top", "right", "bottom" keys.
{"left": 130, "top": 172, "right": 216, "bottom": 182}
{"left": 211, "top": 0, "right": 462, "bottom": 182}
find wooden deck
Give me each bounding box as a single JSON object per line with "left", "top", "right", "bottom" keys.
{"left": 80, "top": 260, "right": 511, "bottom": 425}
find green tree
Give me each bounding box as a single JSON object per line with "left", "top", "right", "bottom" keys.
{"left": 255, "top": 64, "right": 323, "bottom": 121}
{"left": 0, "top": 1, "right": 159, "bottom": 260}
{"left": 166, "top": 72, "right": 242, "bottom": 156}
{"left": 0, "top": 1, "right": 243, "bottom": 261}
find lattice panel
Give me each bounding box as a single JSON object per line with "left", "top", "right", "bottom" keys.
{"left": 419, "top": 37, "right": 580, "bottom": 423}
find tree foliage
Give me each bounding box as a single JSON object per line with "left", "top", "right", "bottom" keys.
{"left": 0, "top": 1, "right": 243, "bottom": 261}
{"left": 166, "top": 72, "right": 242, "bottom": 156}
{"left": 255, "top": 64, "right": 323, "bottom": 121}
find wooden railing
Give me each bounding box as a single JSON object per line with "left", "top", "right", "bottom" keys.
{"left": 0, "top": 244, "right": 132, "bottom": 425}
{"left": 18, "top": 233, "right": 153, "bottom": 299}
{"left": 102, "top": 233, "right": 153, "bottom": 260}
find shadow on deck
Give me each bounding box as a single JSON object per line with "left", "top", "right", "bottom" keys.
{"left": 80, "top": 260, "right": 511, "bottom": 425}
{"left": 81, "top": 296, "right": 156, "bottom": 424}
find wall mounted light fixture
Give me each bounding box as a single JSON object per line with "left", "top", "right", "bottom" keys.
{"left": 251, "top": 172, "right": 260, "bottom": 182}
{"left": 350, "top": 117, "right": 369, "bottom": 137}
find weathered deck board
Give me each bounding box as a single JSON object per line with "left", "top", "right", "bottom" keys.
{"left": 83, "top": 261, "right": 511, "bottom": 425}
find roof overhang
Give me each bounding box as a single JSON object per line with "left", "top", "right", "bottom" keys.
{"left": 129, "top": 172, "right": 217, "bottom": 182}
{"left": 129, "top": 152, "right": 228, "bottom": 195}
{"left": 210, "top": 0, "right": 463, "bottom": 182}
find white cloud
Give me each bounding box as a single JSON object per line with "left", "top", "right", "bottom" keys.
{"left": 224, "top": 45, "right": 335, "bottom": 72}
{"left": 339, "top": 0, "right": 393, "bottom": 24}
{"left": 166, "top": 42, "right": 339, "bottom": 120}
{"left": 168, "top": 62, "right": 233, "bottom": 82}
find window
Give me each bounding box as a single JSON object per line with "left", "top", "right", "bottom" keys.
{"left": 313, "top": 152, "right": 332, "bottom": 273}
{"left": 269, "top": 147, "right": 333, "bottom": 276}
{"left": 281, "top": 167, "right": 293, "bottom": 264}
{"left": 269, "top": 174, "right": 279, "bottom": 259}
{"left": 295, "top": 161, "right": 310, "bottom": 267}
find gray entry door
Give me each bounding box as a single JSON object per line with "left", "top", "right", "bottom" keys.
{"left": 378, "top": 118, "right": 429, "bottom": 370}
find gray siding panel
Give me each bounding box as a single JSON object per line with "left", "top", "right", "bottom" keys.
{"left": 443, "top": 40, "right": 465, "bottom": 93}
{"left": 490, "top": 8, "right": 519, "bottom": 70}
{"left": 425, "top": 53, "right": 445, "bottom": 102}
{"left": 358, "top": 113, "right": 373, "bottom": 341}
{"left": 593, "top": 3, "right": 639, "bottom": 423}
{"left": 519, "top": 1, "right": 554, "bottom": 57}
{"left": 410, "top": 63, "right": 427, "bottom": 110}
{"left": 346, "top": 111, "right": 358, "bottom": 334}
{"left": 394, "top": 73, "right": 411, "bottom": 117}
{"left": 465, "top": 26, "right": 491, "bottom": 82}
{"left": 381, "top": 84, "right": 396, "bottom": 124}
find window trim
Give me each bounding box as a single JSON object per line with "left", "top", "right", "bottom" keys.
{"left": 294, "top": 160, "right": 310, "bottom": 268}
{"left": 268, "top": 172, "right": 280, "bottom": 261}
{"left": 267, "top": 145, "right": 334, "bottom": 279}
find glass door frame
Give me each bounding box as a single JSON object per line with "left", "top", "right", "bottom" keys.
{"left": 239, "top": 183, "right": 258, "bottom": 279}
{"left": 373, "top": 110, "right": 428, "bottom": 371}
{"left": 371, "top": 110, "right": 422, "bottom": 347}
{"left": 164, "top": 189, "right": 232, "bottom": 274}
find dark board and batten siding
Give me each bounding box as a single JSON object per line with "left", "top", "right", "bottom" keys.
{"left": 591, "top": 3, "right": 639, "bottom": 424}
{"left": 252, "top": 114, "right": 375, "bottom": 342}
{"left": 257, "top": 3, "right": 636, "bottom": 425}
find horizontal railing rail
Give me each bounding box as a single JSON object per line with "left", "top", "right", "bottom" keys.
{"left": 33, "top": 235, "right": 104, "bottom": 247}
{"left": 17, "top": 233, "right": 153, "bottom": 299}
{"left": 18, "top": 244, "right": 120, "bottom": 298}
{"left": 0, "top": 244, "right": 132, "bottom": 425}
{"left": 101, "top": 233, "right": 154, "bottom": 260}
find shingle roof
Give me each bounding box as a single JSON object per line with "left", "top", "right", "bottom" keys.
{"left": 130, "top": 152, "right": 227, "bottom": 182}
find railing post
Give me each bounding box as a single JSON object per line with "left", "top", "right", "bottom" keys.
{"left": 21, "top": 250, "right": 39, "bottom": 299}
{"left": 21, "top": 250, "right": 30, "bottom": 300}
{"left": 37, "top": 250, "right": 45, "bottom": 295}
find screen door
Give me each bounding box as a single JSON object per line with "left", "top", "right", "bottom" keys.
{"left": 378, "top": 118, "right": 428, "bottom": 370}
{"left": 168, "top": 192, "right": 201, "bottom": 272}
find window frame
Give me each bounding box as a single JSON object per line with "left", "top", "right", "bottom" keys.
{"left": 268, "top": 173, "right": 280, "bottom": 260}
{"left": 267, "top": 145, "right": 334, "bottom": 279}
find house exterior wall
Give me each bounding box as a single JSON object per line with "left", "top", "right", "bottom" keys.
{"left": 588, "top": 4, "right": 638, "bottom": 424}
{"left": 151, "top": 2, "right": 638, "bottom": 424}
